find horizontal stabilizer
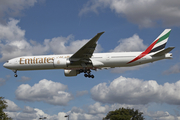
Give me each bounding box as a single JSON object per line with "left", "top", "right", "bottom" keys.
{"left": 152, "top": 47, "right": 175, "bottom": 57}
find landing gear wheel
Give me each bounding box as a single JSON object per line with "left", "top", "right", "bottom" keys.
{"left": 84, "top": 74, "right": 94, "bottom": 78}
{"left": 83, "top": 69, "right": 94, "bottom": 78}
{"left": 13, "top": 70, "right": 18, "bottom": 77}
{"left": 84, "top": 74, "right": 88, "bottom": 77}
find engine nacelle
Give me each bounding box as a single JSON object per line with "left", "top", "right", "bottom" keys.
{"left": 64, "top": 70, "right": 80, "bottom": 77}
{"left": 53, "top": 58, "right": 70, "bottom": 68}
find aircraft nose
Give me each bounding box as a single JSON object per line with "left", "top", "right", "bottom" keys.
{"left": 3, "top": 61, "right": 15, "bottom": 70}
{"left": 3, "top": 63, "right": 8, "bottom": 68}
{"left": 3, "top": 62, "right": 10, "bottom": 69}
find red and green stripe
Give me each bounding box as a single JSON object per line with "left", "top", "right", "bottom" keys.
{"left": 149, "top": 30, "right": 171, "bottom": 53}
{"left": 127, "top": 30, "right": 171, "bottom": 64}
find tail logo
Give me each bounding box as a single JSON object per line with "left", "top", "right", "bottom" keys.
{"left": 127, "top": 29, "right": 171, "bottom": 64}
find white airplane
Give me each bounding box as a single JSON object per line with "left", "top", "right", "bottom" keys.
{"left": 3, "top": 29, "right": 174, "bottom": 78}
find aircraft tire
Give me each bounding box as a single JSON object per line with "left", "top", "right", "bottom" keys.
{"left": 84, "top": 74, "right": 88, "bottom": 77}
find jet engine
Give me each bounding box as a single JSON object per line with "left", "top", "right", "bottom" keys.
{"left": 53, "top": 58, "right": 70, "bottom": 68}
{"left": 64, "top": 69, "right": 80, "bottom": 76}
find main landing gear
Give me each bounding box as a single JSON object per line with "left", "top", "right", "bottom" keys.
{"left": 13, "top": 70, "right": 18, "bottom": 77}
{"left": 80, "top": 69, "right": 94, "bottom": 78}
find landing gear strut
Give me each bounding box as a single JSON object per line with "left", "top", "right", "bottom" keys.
{"left": 13, "top": 70, "right": 18, "bottom": 77}
{"left": 84, "top": 69, "right": 94, "bottom": 78}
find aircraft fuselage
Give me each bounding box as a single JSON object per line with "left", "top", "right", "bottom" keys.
{"left": 3, "top": 52, "right": 172, "bottom": 71}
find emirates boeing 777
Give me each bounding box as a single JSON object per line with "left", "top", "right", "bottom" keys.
{"left": 3, "top": 29, "right": 174, "bottom": 78}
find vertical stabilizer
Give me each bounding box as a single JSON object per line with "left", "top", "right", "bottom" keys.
{"left": 149, "top": 29, "right": 171, "bottom": 53}
{"left": 127, "top": 29, "right": 171, "bottom": 64}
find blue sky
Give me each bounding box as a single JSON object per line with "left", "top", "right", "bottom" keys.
{"left": 1, "top": 0, "right": 180, "bottom": 120}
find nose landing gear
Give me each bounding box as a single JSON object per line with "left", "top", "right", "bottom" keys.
{"left": 13, "top": 70, "right": 18, "bottom": 77}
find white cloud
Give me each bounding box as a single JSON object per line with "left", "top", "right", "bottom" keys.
{"left": 0, "top": 18, "right": 34, "bottom": 61}
{"left": 91, "top": 76, "right": 180, "bottom": 105}
{"left": 0, "top": 0, "right": 41, "bottom": 24}
{"left": 0, "top": 75, "right": 11, "bottom": 86}
{"left": 76, "top": 90, "right": 88, "bottom": 97}
{"left": 5, "top": 100, "right": 180, "bottom": 120}
{"left": 63, "top": 103, "right": 145, "bottom": 120}
{"left": 69, "top": 112, "right": 103, "bottom": 120}
{"left": 15, "top": 112, "right": 37, "bottom": 120}
{"left": 23, "top": 106, "right": 36, "bottom": 113}
{"left": 15, "top": 79, "right": 73, "bottom": 106}
{"left": 35, "top": 108, "right": 59, "bottom": 120}
{"left": 109, "top": 34, "right": 148, "bottom": 73}
{"left": 0, "top": 78, "right": 6, "bottom": 86}
{"left": 146, "top": 111, "right": 180, "bottom": 120}
{"left": 44, "top": 36, "right": 102, "bottom": 54}
{"left": 18, "top": 76, "right": 31, "bottom": 82}
{"left": 88, "top": 102, "right": 109, "bottom": 115}
{"left": 71, "top": 107, "right": 84, "bottom": 114}
{"left": 147, "top": 111, "right": 170, "bottom": 118}
{"left": 0, "top": 18, "right": 25, "bottom": 40}
{"left": 0, "top": 18, "right": 102, "bottom": 62}
{"left": 64, "top": 103, "right": 146, "bottom": 120}
{"left": 57, "top": 112, "right": 67, "bottom": 120}
{"left": 158, "top": 115, "right": 180, "bottom": 120}
{"left": 6, "top": 108, "right": 52, "bottom": 120}
{"left": 5, "top": 99, "right": 21, "bottom": 112}
{"left": 110, "top": 34, "right": 147, "bottom": 52}
{"left": 163, "top": 63, "right": 180, "bottom": 75}
{"left": 80, "top": 0, "right": 180, "bottom": 27}
{"left": 68, "top": 103, "right": 180, "bottom": 120}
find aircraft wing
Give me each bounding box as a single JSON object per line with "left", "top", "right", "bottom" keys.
{"left": 69, "top": 32, "right": 104, "bottom": 62}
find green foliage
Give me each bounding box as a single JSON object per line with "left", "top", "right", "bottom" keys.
{"left": 0, "top": 97, "right": 12, "bottom": 120}
{"left": 103, "top": 107, "right": 144, "bottom": 120}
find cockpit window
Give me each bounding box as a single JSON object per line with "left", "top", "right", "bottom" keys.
{"left": 6, "top": 61, "right": 9, "bottom": 63}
